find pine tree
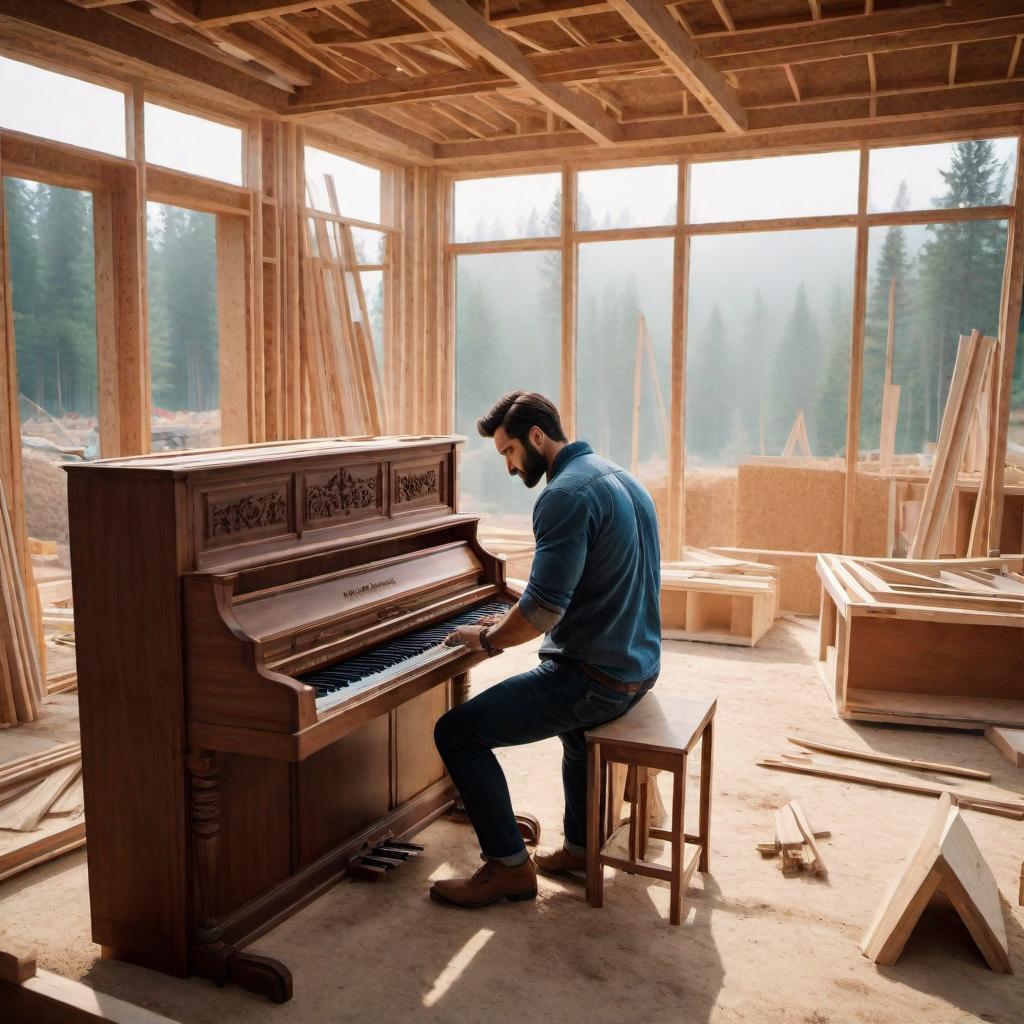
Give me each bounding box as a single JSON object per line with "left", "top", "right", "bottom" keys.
{"left": 765, "top": 283, "right": 821, "bottom": 451}
{"left": 733, "top": 290, "right": 771, "bottom": 453}
{"left": 912, "top": 141, "right": 1008, "bottom": 449}
{"left": 686, "top": 305, "right": 732, "bottom": 461}
{"left": 815, "top": 284, "right": 853, "bottom": 456}
{"left": 4, "top": 179, "right": 42, "bottom": 410}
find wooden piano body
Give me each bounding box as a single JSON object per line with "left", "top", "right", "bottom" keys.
{"left": 66, "top": 436, "right": 512, "bottom": 1001}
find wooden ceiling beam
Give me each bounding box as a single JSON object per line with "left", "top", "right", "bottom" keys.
{"left": 193, "top": 1, "right": 333, "bottom": 28}
{"left": 0, "top": 0, "right": 287, "bottom": 108}
{"left": 400, "top": 0, "right": 622, "bottom": 144}
{"left": 608, "top": 0, "right": 746, "bottom": 131}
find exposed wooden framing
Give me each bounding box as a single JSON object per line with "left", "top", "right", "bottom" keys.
{"left": 608, "top": 0, "right": 746, "bottom": 133}
{"left": 194, "top": 0, "right": 333, "bottom": 27}
{"left": 843, "top": 145, "right": 870, "bottom": 554}
{"left": 401, "top": 0, "right": 622, "bottom": 145}
{"left": 709, "top": 0, "right": 735, "bottom": 34}
{"left": 667, "top": 160, "right": 688, "bottom": 558}
{"left": 986, "top": 125, "right": 1024, "bottom": 552}
{"left": 561, "top": 165, "right": 578, "bottom": 436}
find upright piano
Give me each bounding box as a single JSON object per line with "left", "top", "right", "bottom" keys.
{"left": 66, "top": 436, "right": 514, "bottom": 1001}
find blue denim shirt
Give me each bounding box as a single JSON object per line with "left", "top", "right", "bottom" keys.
{"left": 518, "top": 441, "right": 661, "bottom": 683}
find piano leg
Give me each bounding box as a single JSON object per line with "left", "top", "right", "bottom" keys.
{"left": 451, "top": 671, "right": 472, "bottom": 707}
{"left": 188, "top": 749, "right": 293, "bottom": 1003}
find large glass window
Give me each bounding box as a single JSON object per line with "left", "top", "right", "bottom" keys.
{"left": 577, "top": 238, "right": 673, "bottom": 524}
{"left": 147, "top": 203, "right": 220, "bottom": 451}
{"left": 454, "top": 251, "right": 561, "bottom": 521}
{"left": 868, "top": 138, "right": 1017, "bottom": 214}
{"left": 305, "top": 147, "right": 382, "bottom": 222}
{"left": 0, "top": 56, "right": 125, "bottom": 157}
{"left": 5, "top": 178, "right": 99, "bottom": 679}
{"left": 453, "top": 173, "right": 561, "bottom": 242}
{"left": 689, "top": 151, "right": 859, "bottom": 223}
{"left": 144, "top": 102, "right": 242, "bottom": 185}
{"left": 577, "top": 165, "right": 677, "bottom": 230}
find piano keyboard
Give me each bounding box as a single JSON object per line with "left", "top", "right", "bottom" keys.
{"left": 301, "top": 599, "right": 512, "bottom": 712}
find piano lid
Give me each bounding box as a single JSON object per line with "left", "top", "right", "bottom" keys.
{"left": 228, "top": 541, "right": 484, "bottom": 645}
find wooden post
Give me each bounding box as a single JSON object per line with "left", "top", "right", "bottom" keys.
{"left": 630, "top": 314, "right": 644, "bottom": 474}
{"left": 561, "top": 164, "right": 577, "bottom": 437}
{"left": 667, "top": 159, "right": 690, "bottom": 559}
{"left": 986, "top": 128, "right": 1024, "bottom": 553}
{"left": 843, "top": 145, "right": 870, "bottom": 554}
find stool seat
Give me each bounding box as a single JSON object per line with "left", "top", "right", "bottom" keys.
{"left": 585, "top": 694, "right": 716, "bottom": 755}
{"left": 585, "top": 692, "right": 716, "bottom": 925}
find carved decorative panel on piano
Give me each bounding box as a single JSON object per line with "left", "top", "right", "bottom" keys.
{"left": 65, "top": 437, "right": 513, "bottom": 1002}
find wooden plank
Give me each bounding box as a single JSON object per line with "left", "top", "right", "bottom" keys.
{"left": 0, "top": 941, "right": 36, "bottom": 985}
{"left": 774, "top": 804, "right": 803, "bottom": 848}
{"left": 788, "top": 800, "right": 826, "bottom": 875}
{"left": 607, "top": 0, "right": 747, "bottom": 132}
{"left": 757, "top": 758, "right": 1024, "bottom": 818}
{"left": 0, "top": 764, "right": 80, "bottom": 832}
{"left": 861, "top": 794, "right": 1011, "bottom": 972}
{"left": 986, "top": 726, "right": 1024, "bottom": 768}
{"left": 0, "top": 820, "right": 85, "bottom": 884}
{"left": 787, "top": 737, "right": 991, "bottom": 780}
{"left": 404, "top": 0, "right": 621, "bottom": 144}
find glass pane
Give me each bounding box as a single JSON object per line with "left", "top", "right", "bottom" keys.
{"left": 577, "top": 238, "right": 673, "bottom": 529}
{"left": 0, "top": 55, "right": 125, "bottom": 157}
{"left": 577, "top": 165, "right": 677, "bottom": 229}
{"left": 453, "top": 173, "right": 561, "bottom": 243}
{"left": 144, "top": 103, "right": 242, "bottom": 185}
{"left": 689, "top": 150, "right": 859, "bottom": 223}
{"left": 869, "top": 138, "right": 1017, "bottom": 213}
{"left": 305, "top": 146, "right": 381, "bottom": 223}
{"left": 455, "top": 251, "right": 561, "bottom": 530}
{"left": 686, "top": 229, "right": 856, "bottom": 548}
{"left": 859, "top": 217, "right": 1008, "bottom": 460}
{"left": 5, "top": 179, "right": 99, "bottom": 678}
{"left": 351, "top": 227, "right": 386, "bottom": 265}
{"left": 147, "top": 203, "right": 221, "bottom": 450}
{"left": 360, "top": 271, "right": 385, "bottom": 372}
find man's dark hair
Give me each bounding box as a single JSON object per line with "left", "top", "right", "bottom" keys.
{"left": 476, "top": 391, "right": 567, "bottom": 443}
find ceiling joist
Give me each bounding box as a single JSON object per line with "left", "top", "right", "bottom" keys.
{"left": 607, "top": 0, "right": 747, "bottom": 132}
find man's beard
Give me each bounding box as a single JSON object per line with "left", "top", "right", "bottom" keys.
{"left": 515, "top": 436, "right": 548, "bottom": 488}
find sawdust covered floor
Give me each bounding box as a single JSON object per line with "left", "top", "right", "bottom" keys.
{"left": 3, "top": 622, "right": 1024, "bottom": 1024}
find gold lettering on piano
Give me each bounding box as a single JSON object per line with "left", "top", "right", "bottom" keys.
{"left": 306, "top": 469, "right": 378, "bottom": 521}
{"left": 342, "top": 576, "right": 397, "bottom": 600}
{"left": 210, "top": 491, "right": 287, "bottom": 536}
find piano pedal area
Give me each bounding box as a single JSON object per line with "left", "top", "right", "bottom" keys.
{"left": 347, "top": 836, "right": 426, "bottom": 882}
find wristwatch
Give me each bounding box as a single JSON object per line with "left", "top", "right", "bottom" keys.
{"left": 479, "top": 627, "right": 502, "bottom": 656}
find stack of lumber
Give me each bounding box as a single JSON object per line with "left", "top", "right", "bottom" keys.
{"left": 757, "top": 800, "right": 827, "bottom": 877}
{"left": 708, "top": 546, "right": 820, "bottom": 615}
{"left": 302, "top": 173, "right": 386, "bottom": 438}
{"left": 1, "top": 478, "right": 44, "bottom": 727}
{"left": 908, "top": 330, "right": 998, "bottom": 559}
{"left": 660, "top": 548, "right": 779, "bottom": 647}
{"left": 861, "top": 794, "right": 1011, "bottom": 972}
{"left": 816, "top": 553, "right": 1024, "bottom": 729}
{"left": 0, "top": 742, "right": 85, "bottom": 882}
{"left": 758, "top": 736, "right": 1024, "bottom": 819}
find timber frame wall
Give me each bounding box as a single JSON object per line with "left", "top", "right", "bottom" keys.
{"left": 1, "top": 21, "right": 1024, "bottom": 581}
{"left": 441, "top": 125, "right": 1024, "bottom": 558}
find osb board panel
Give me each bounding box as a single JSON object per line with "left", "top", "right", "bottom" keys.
{"left": 736, "top": 464, "right": 888, "bottom": 556}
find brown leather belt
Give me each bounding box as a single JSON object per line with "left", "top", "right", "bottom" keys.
{"left": 581, "top": 662, "right": 648, "bottom": 694}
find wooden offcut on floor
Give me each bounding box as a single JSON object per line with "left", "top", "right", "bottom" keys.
{"left": 2, "top": 624, "right": 1024, "bottom": 1024}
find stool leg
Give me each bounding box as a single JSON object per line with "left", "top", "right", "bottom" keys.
{"left": 637, "top": 766, "right": 650, "bottom": 862}
{"left": 586, "top": 740, "right": 603, "bottom": 909}
{"left": 670, "top": 758, "right": 686, "bottom": 926}
{"left": 698, "top": 719, "right": 714, "bottom": 873}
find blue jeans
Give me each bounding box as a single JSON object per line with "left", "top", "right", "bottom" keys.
{"left": 434, "top": 657, "right": 655, "bottom": 860}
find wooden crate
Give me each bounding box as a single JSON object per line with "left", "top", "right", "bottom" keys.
{"left": 816, "top": 553, "right": 1024, "bottom": 729}
{"left": 660, "top": 550, "right": 778, "bottom": 647}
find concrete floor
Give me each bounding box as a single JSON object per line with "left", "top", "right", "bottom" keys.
{"left": 2, "top": 621, "right": 1024, "bottom": 1024}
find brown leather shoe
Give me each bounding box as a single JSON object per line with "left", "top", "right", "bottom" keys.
{"left": 429, "top": 858, "right": 537, "bottom": 908}
{"left": 534, "top": 846, "right": 587, "bottom": 878}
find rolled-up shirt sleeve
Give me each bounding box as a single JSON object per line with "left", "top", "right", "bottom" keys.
{"left": 519, "top": 488, "right": 590, "bottom": 633}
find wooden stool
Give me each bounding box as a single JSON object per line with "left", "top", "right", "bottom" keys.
{"left": 585, "top": 694, "right": 716, "bottom": 925}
